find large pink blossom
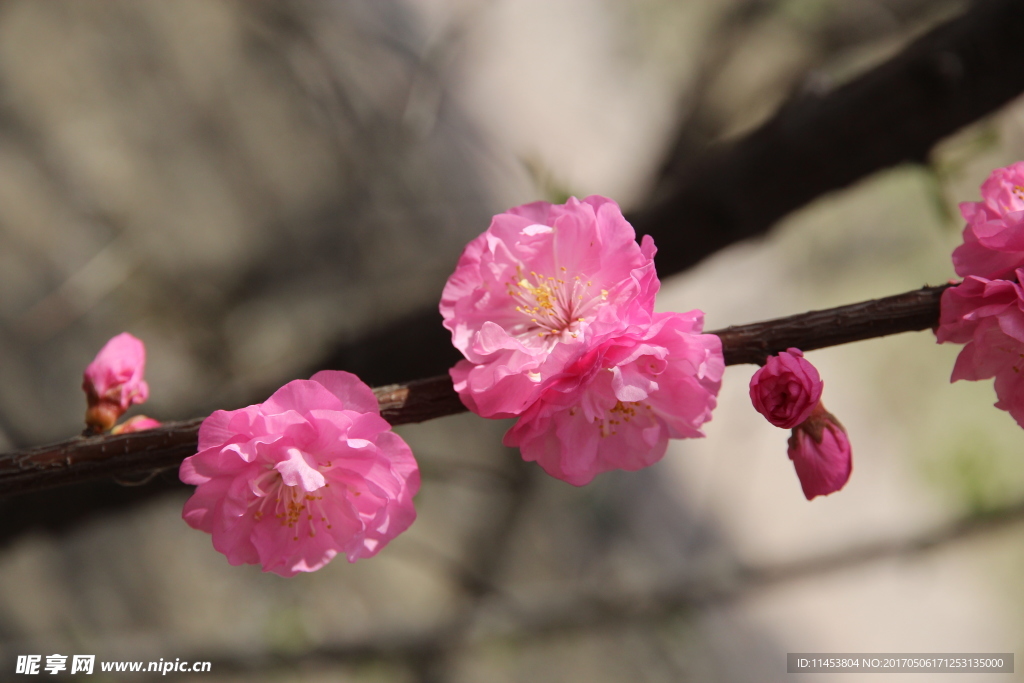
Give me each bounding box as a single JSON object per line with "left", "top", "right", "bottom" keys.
{"left": 82, "top": 332, "right": 150, "bottom": 432}
{"left": 935, "top": 269, "right": 1024, "bottom": 426}
{"left": 952, "top": 161, "right": 1024, "bottom": 280}
{"left": 748, "top": 348, "right": 823, "bottom": 429}
{"left": 787, "top": 404, "right": 852, "bottom": 500}
{"left": 503, "top": 311, "right": 723, "bottom": 486}
{"left": 179, "top": 370, "right": 419, "bottom": 576}
{"left": 441, "top": 196, "right": 659, "bottom": 418}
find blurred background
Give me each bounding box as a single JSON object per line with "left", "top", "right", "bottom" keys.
{"left": 0, "top": 0, "right": 1022, "bottom": 680}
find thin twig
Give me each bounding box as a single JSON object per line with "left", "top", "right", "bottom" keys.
{"left": 0, "top": 284, "right": 950, "bottom": 497}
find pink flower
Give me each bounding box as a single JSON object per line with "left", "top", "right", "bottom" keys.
{"left": 441, "top": 196, "right": 659, "bottom": 418}
{"left": 179, "top": 370, "right": 419, "bottom": 577}
{"left": 82, "top": 332, "right": 150, "bottom": 433}
{"left": 748, "top": 348, "right": 823, "bottom": 429}
{"left": 503, "top": 311, "right": 723, "bottom": 486}
{"left": 787, "top": 404, "right": 852, "bottom": 500}
{"left": 751, "top": 349, "right": 852, "bottom": 499}
{"left": 952, "top": 162, "right": 1024, "bottom": 280}
{"left": 110, "top": 415, "right": 162, "bottom": 434}
{"left": 935, "top": 269, "right": 1024, "bottom": 426}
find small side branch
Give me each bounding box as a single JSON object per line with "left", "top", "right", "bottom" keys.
{"left": 0, "top": 283, "right": 950, "bottom": 497}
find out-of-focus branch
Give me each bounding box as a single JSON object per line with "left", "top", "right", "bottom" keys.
{"left": 0, "top": 283, "right": 950, "bottom": 498}
{"left": 321, "top": 0, "right": 1024, "bottom": 391}
{"left": 631, "top": 0, "right": 1024, "bottom": 273}
{"left": 167, "top": 495, "right": 1024, "bottom": 673}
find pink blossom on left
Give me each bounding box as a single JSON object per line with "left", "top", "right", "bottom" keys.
{"left": 82, "top": 332, "right": 150, "bottom": 433}
{"left": 179, "top": 370, "right": 419, "bottom": 576}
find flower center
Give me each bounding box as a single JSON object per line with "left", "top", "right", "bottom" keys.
{"left": 249, "top": 466, "right": 334, "bottom": 541}
{"left": 585, "top": 400, "right": 653, "bottom": 438}
{"left": 507, "top": 265, "right": 608, "bottom": 341}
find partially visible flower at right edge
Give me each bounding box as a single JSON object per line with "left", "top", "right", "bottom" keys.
{"left": 952, "top": 161, "right": 1024, "bottom": 280}
{"left": 503, "top": 311, "right": 723, "bottom": 486}
{"left": 83, "top": 332, "right": 150, "bottom": 433}
{"left": 935, "top": 268, "right": 1024, "bottom": 427}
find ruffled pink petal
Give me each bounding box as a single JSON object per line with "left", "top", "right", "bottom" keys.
{"left": 950, "top": 163, "right": 1024, "bottom": 279}
{"left": 274, "top": 446, "right": 327, "bottom": 490}
{"left": 262, "top": 379, "right": 346, "bottom": 417}
{"left": 309, "top": 370, "right": 380, "bottom": 415}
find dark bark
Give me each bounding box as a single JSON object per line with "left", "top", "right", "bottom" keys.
{"left": 630, "top": 0, "right": 1024, "bottom": 274}
{"left": 0, "top": 283, "right": 951, "bottom": 498}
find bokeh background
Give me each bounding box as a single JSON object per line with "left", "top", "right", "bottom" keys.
{"left": 0, "top": 0, "right": 1022, "bottom": 680}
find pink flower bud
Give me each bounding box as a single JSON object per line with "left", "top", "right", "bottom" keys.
{"left": 179, "top": 370, "right": 420, "bottom": 576}
{"left": 748, "top": 348, "right": 823, "bottom": 429}
{"left": 110, "top": 415, "right": 162, "bottom": 435}
{"left": 787, "top": 404, "right": 852, "bottom": 500}
{"left": 82, "top": 333, "right": 150, "bottom": 433}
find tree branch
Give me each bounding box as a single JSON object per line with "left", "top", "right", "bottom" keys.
{"left": 632, "top": 0, "right": 1024, "bottom": 274}
{"left": 0, "top": 283, "right": 951, "bottom": 498}
{"left": 321, "top": 0, "right": 1024, "bottom": 393}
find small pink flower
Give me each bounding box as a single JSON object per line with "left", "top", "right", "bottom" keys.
{"left": 748, "top": 348, "right": 823, "bottom": 429}
{"left": 82, "top": 332, "right": 150, "bottom": 433}
{"left": 110, "top": 415, "right": 162, "bottom": 434}
{"left": 441, "top": 196, "right": 660, "bottom": 418}
{"left": 787, "top": 404, "right": 852, "bottom": 500}
{"left": 752, "top": 349, "right": 851, "bottom": 499}
{"left": 179, "top": 370, "right": 419, "bottom": 577}
{"left": 503, "top": 311, "right": 723, "bottom": 486}
{"left": 935, "top": 269, "right": 1024, "bottom": 426}
{"left": 952, "top": 162, "right": 1024, "bottom": 280}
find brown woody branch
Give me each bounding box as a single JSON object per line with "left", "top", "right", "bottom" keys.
{"left": 0, "top": 283, "right": 951, "bottom": 498}
{"left": 321, "top": 0, "right": 1024, "bottom": 391}
{"left": 633, "top": 0, "right": 1024, "bottom": 274}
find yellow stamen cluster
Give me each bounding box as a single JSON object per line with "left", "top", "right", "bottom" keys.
{"left": 592, "top": 401, "right": 653, "bottom": 438}
{"left": 507, "top": 264, "right": 597, "bottom": 340}
{"left": 249, "top": 468, "right": 334, "bottom": 542}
